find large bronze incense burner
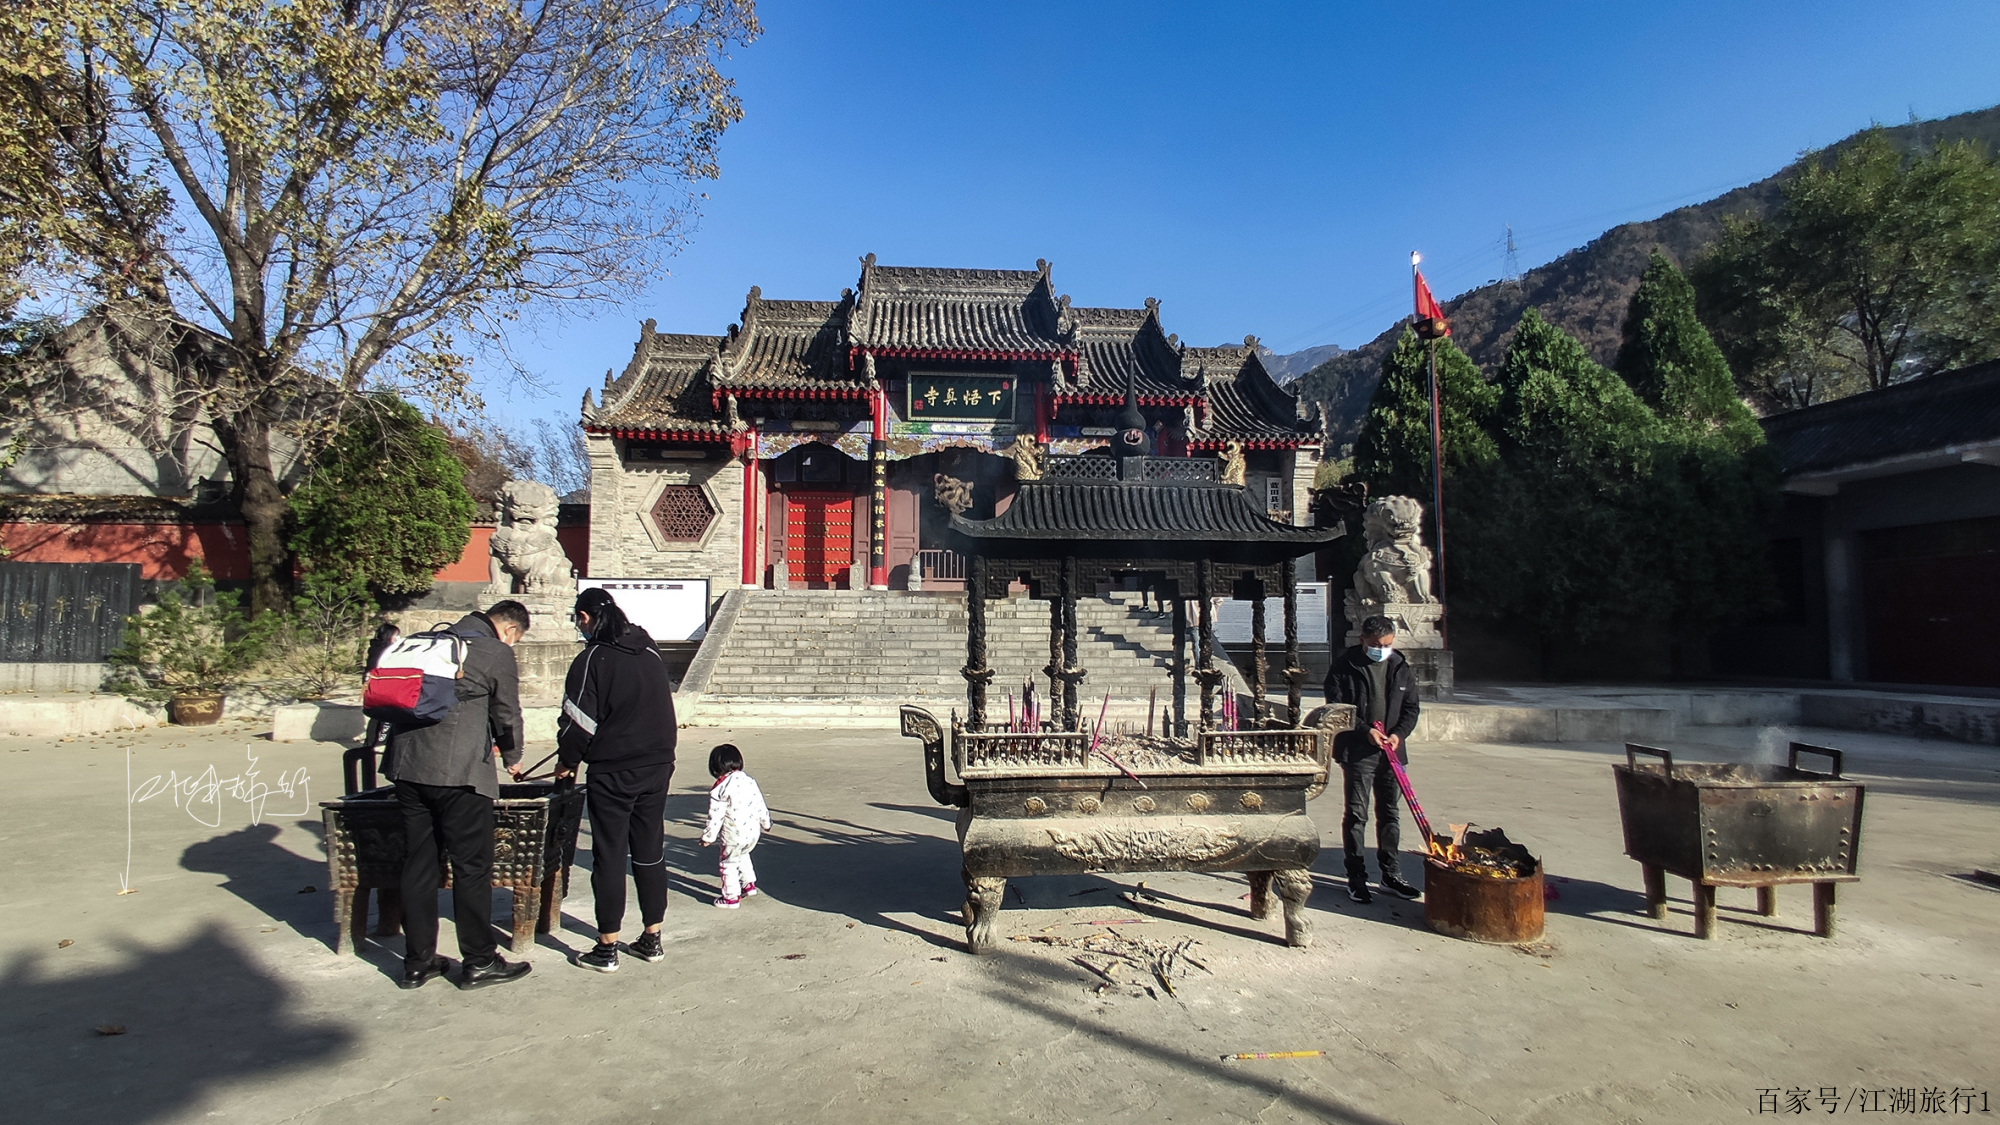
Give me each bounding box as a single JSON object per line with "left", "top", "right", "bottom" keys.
{"left": 904, "top": 708, "right": 1336, "bottom": 951}
{"left": 902, "top": 390, "right": 1345, "bottom": 953}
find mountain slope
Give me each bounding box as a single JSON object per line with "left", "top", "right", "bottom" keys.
{"left": 1257, "top": 343, "right": 1343, "bottom": 384}
{"left": 1295, "top": 104, "right": 2000, "bottom": 446}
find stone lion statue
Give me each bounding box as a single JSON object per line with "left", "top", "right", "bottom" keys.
{"left": 487, "top": 480, "right": 573, "bottom": 598}
{"left": 1354, "top": 495, "right": 1435, "bottom": 605}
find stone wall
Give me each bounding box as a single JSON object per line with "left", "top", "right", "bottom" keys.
{"left": 586, "top": 433, "right": 744, "bottom": 603}
{"left": 1, "top": 307, "right": 305, "bottom": 499}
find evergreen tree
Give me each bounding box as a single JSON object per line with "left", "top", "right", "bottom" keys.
{"left": 1616, "top": 250, "right": 1762, "bottom": 450}
{"left": 1453, "top": 309, "right": 1671, "bottom": 645}
{"left": 288, "top": 395, "right": 476, "bottom": 595}
{"left": 1617, "top": 251, "right": 1778, "bottom": 647}
{"left": 1352, "top": 328, "right": 1497, "bottom": 504}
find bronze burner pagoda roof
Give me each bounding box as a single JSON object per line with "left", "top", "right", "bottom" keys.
{"left": 946, "top": 456, "right": 1341, "bottom": 565}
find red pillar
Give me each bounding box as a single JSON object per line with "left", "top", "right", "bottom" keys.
{"left": 738, "top": 430, "right": 761, "bottom": 587}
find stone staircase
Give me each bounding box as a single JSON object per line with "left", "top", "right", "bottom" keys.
{"left": 681, "top": 589, "right": 1246, "bottom": 727}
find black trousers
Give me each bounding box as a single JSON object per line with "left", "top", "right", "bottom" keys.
{"left": 1340, "top": 750, "right": 1403, "bottom": 881}
{"left": 397, "top": 780, "right": 497, "bottom": 967}
{"left": 586, "top": 761, "right": 673, "bottom": 935}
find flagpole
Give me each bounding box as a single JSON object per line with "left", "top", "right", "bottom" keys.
{"left": 1427, "top": 337, "right": 1448, "bottom": 647}
{"left": 1412, "top": 252, "right": 1448, "bottom": 648}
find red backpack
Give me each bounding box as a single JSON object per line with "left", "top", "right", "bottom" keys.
{"left": 362, "top": 626, "right": 468, "bottom": 728}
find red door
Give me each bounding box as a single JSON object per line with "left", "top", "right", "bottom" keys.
{"left": 785, "top": 490, "right": 854, "bottom": 587}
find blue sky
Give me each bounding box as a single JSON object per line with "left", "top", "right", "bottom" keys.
{"left": 485, "top": 0, "right": 2000, "bottom": 422}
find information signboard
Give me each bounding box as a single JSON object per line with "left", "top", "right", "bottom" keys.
{"left": 575, "top": 578, "right": 712, "bottom": 642}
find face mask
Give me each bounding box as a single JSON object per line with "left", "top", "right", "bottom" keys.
{"left": 1364, "top": 645, "right": 1392, "bottom": 663}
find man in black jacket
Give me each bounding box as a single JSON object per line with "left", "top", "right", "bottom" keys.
{"left": 386, "top": 601, "right": 533, "bottom": 990}
{"left": 556, "top": 587, "right": 678, "bottom": 973}
{"left": 1323, "top": 614, "right": 1422, "bottom": 904}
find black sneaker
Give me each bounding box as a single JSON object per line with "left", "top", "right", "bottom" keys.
{"left": 626, "top": 932, "right": 665, "bottom": 963}
{"left": 457, "top": 954, "right": 532, "bottom": 990}
{"left": 575, "top": 942, "right": 619, "bottom": 973}
{"left": 1381, "top": 875, "right": 1422, "bottom": 901}
{"left": 398, "top": 956, "right": 455, "bottom": 990}
{"left": 1346, "top": 878, "right": 1374, "bottom": 904}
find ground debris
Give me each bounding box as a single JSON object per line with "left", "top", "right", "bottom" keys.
{"left": 93, "top": 1025, "right": 126, "bottom": 1036}
{"left": 1018, "top": 926, "right": 1209, "bottom": 1000}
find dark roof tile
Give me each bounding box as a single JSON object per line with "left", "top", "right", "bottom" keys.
{"left": 1068, "top": 304, "right": 1201, "bottom": 402}
{"left": 1763, "top": 360, "right": 2000, "bottom": 475}
{"left": 850, "top": 259, "right": 1070, "bottom": 356}
{"left": 1182, "top": 345, "right": 1321, "bottom": 446}
{"left": 947, "top": 478, "right": 1339, "bottom": 564}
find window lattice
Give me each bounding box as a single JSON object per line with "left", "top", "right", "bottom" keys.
{"left": 652, "top": 485, "right": 718, "bottom": 543}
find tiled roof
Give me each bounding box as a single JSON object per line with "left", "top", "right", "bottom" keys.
{"left": 1182, "top": 345, "right": 1322, "bottom": 447}
{"left": 1763, "top": 360, "right": 2000, "bottom": 476}
{"left": 580, "top": 259, "right": 1326, "bottom": 446}
{"left": 1067, "top": 303, "right": 1202, "bottom": 402}
{"left": 947, "top": 478, "right": 1339, "bottom": 564}
{"left": 714, "top": 291, "right": 864, "bottom": 392}
{"left": 585, "top": 322, "right": 729, "bottom": 435}
{"left": 849, "top": 257, "right": 1072, "bottom": 357}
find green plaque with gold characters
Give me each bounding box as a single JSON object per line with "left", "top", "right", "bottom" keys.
{"left": 906, "top": 374, "right": 1016, "bottom": 422}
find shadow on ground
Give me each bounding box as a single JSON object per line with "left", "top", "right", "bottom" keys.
{"left": 970, "top": 943, "right": 1401, "bottom": 1125}
{"left": 2, "top": 924, "right": 351, "bottom": 1124}
{"left": 179, "top": 822, "right": 331, "bottom": 947}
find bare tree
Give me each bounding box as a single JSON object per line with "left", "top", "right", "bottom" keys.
{"left": 530, "top": 416, "right": 591, "bottom": 499}
{"left": 10, "top": 0, "right": 757, "bottom": 611}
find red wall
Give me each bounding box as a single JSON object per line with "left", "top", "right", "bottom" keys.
{"left": 433, "top": 525, "right": 496, "bottom": 582}
{"left": 1, "top": 520, "right": 590, "bottom": 583}
{"left": 434, "top": 525, "right": 591, "bottom": 582}
{"left": 556, "top": 525, "right": 590, "bottom": 578}
{"left": 0, "top": 521, "right": 251, "bottom": 580}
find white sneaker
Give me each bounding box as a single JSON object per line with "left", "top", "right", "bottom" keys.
{"left": 714, "top": 896, "right": 741, "bottom": 909}
{"left": 744, "top": 883, "right": 760, "bottom": 897}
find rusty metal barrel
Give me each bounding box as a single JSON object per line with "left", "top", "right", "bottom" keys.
{"left": 1423, "top": 830, "right": 1545, "bottom": 944}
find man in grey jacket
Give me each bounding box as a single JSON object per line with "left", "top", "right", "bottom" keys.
{"left": 387, "top": 601, "right": 533, "bottom": 990}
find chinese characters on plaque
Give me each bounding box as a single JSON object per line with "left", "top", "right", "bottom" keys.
{"left": 906, "top": 374, "right": 1016, "bottom": 422}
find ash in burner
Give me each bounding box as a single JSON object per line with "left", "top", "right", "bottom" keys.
{"left": 1435, "top": 825, "right": 1537, "bottom": 880}
{"left": 1092, "top": 734, "right": 1199, "bottom": 771}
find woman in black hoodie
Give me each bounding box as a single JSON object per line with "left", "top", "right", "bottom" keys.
{"left": 555, "top": 587, "right": 678, "bottom": 972}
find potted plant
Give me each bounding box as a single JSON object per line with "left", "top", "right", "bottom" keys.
{"left": 108, "top": 560, "right": 277, "bottom": 724}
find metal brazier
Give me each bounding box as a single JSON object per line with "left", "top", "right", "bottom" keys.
{"left": 1613, "top": 743, "right": 1863, "bottom": 938}
{"left": 320, "top": 781, "right": 586, "bottom": 955}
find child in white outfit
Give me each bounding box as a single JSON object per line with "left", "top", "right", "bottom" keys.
{"left": 699, "top": 743, "right": 770, "bottom": 908}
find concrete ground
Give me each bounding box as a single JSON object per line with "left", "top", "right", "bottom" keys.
{"left": 2, "top": 718, "right": 1996, "bottom": 1125}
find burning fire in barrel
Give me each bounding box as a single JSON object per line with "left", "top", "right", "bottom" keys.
{"left": 1422, "top": 825, "right": 1545, "bottom": 944}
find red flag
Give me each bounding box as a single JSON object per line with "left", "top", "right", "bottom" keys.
{"left": 1413, "top": 268, "right": 1450, "bottom": 338}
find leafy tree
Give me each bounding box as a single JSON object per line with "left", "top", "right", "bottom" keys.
{"left": 264, "top": 570, "right": 379, "bottom": 700}
{"left": 1352, "top": 328, "right": 1497, "bottom": 506}
{"left": 11, "top": 0, "right": 758, "bottom": 613}
{"left": 0, "top": 5, "right": 169, "bottom": 319}
{"left": 1616, "top": 250, "right": 1761, "bottom": 449}
{"left": 288, "top": 395, "right": 476, "bottom": 595}
{"left": 1694, "top": 129, "right": 2000, "bottom": 408}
